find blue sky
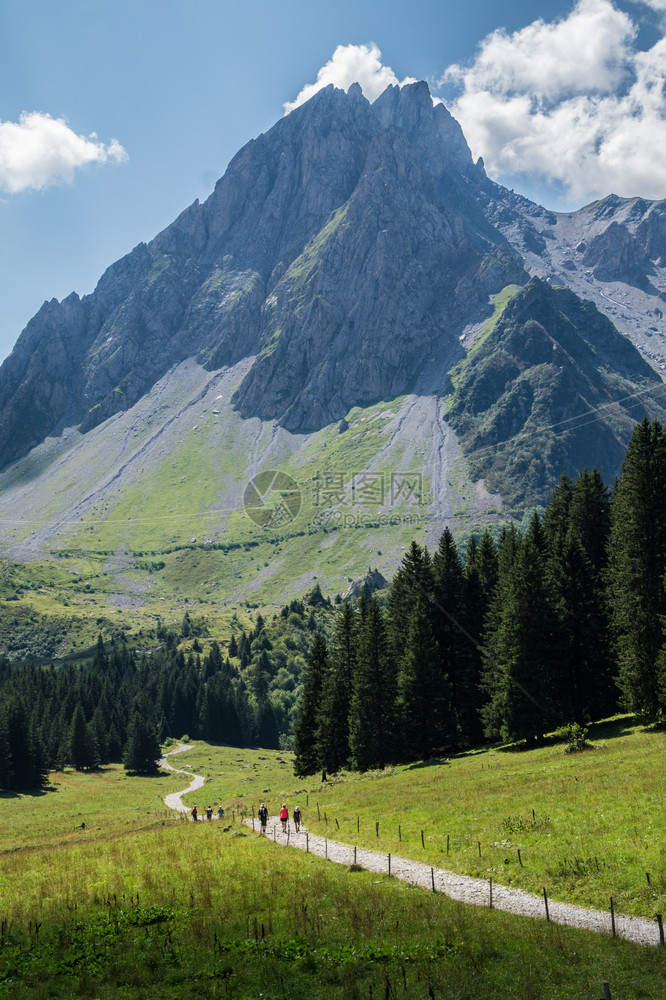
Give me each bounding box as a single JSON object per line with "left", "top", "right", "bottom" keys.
{"left": 2, "top": 0, "right": 666, "bottom": 361}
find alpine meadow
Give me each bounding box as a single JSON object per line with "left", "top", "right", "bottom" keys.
{"left": 2, "top": 29, "right": 666, "bottom": 1000}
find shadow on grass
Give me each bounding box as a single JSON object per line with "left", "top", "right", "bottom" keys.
{"left": 0, "top": 783, "right": 59, "bottom": 799}
{"left": 405, "top": 757, "right": 451, "bottom": 770}
{"left": 587, "top": 715, "right": 639, "bottom": 742}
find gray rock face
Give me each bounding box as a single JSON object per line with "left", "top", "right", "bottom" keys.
{"left": 1, "top": 81, "right": 665, "bottom": 472}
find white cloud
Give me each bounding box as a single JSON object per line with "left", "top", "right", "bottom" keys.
{"left": 0, "top": 112, "right": 128, "bottom": 195}
{"left": 637, "top": 0, "right": 666, "bottom": 12}
{"left": 442, "top": 0, "right": 666, "bottom": 207}
{"left": 284, "top": 43, "right": 415, "bottom": 114}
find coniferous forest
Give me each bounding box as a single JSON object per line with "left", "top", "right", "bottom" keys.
{"left": 2, "top": 417, "right": 666, "bottom": 790}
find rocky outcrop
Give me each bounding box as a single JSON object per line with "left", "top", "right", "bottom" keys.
{"left": 447, "top": 277, "right": 666, "bottom": 508}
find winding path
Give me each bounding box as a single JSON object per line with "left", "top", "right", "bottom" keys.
{"left": 160, "top": 755, "right": 663, "bottom": 947}
{"left": 160, "top": 744, "right": 205, "bottom": 815}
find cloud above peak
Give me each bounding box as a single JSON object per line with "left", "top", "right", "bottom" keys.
{"left": 0, "top": 112, "right": 128, "bottom": 195}
{"left": 284, "top": 43, "right": 415, "bottom": 114}
{"left": 288, "top": 2, "right": 666, "bottom": 209}
{"left": 443, "top": 0, "right": 666, "bottom": 207}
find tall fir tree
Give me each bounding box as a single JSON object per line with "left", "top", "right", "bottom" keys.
{"left": 69, "top": 703, "right": 100, "bottom": 771}
{"left": 317, "top": 601, "right": 356, "bottom": 773}
{"left": 293, "top": 632, "right": 329, "bottom": 777}
{"left": 349, "top": 597, "right": 396, "bottom": 771}
{"left": 0, "top": 708, "right": 13, "bottom": 790}
{"left": 123, "top": 712, "right": 161, "bottom": 774}
{"left": 608, "top": 418, "right": 666, "bottom": 718}
{"left": 568, "top": 468, "right": 610, "bottom": 573}
{"left": 397, "top": 598, "right": 457, "bottom": 760}
{"left": 432, "top": 529, "right": 480, "bottom": 746}
{"left": 483, "top": 521, "right": 559, "bottom": 742}
{"left": 387, "top": 541, "right": 435, "bottom": 651}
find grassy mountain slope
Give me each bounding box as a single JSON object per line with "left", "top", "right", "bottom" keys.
{"left": 0, "top": 356, "right": 494, "bottom": 655}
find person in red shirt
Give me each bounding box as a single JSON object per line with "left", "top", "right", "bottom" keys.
{"left": 280, "top": 804, "right": 288, "bottom": 833}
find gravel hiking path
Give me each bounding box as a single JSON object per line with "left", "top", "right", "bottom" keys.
{"left": 160, "top": 764, "right": 661, "bottom": 946}
{"left": 160, "top": 744, "right": 205, "bottom": 817}
{"left": 242, "top": 816, "right": 663, "bottom": 949}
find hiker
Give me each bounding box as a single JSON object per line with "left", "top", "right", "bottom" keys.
{"left": 206, "top": 805, "right": 213, "bottom": 821}
{"left": 293, "top": 804, "right": 301, "bottom": 832}
{"left": 258, "top": 802, "right": 268, "bottom": 834}
{"left": 280, "top": 803, "right": 288, "bottom": 833}
{"left": 191, "top": 804, "right": 198, "bottom": 822}
{"left": 217, "top": 805, "right": 224, "bottom": 820}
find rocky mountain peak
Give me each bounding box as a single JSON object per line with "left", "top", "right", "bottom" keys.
{"left": 0, "top": 79, "right": 665, "bottom": 492}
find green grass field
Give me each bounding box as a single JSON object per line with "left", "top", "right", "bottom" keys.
{"left": 1, "top": 727, "right": 666, "bottom": 998}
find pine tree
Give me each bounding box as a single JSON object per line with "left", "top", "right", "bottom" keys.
{"left": 317, "top": 601, "right": 356, "bottom": 773}
{"left": 69, "top": 703, "right": 100, "bottom": 771}
{"left": 542, "top": 473, "right": 574, "bottom": 554}
{"left": 123, "top": 712, "right": 161, "bottom": 774}
{"left": 0, "top": 709, "right": 13, "bottom": 790}
{"left": 387, "top": 541, "right": 435, "bottom": 651}
{"left": 432, "top": 529, "right": 475, "bottom": 745}
{"left": 397, "top": 598, "right": 456, "bottom": 760}
{"left": 349, "top": 597, "right": 396, "bottom": 770}
{"left": 483, "top": 525, "right": 558, "bottom": 743}
{"left": 256, "top": 699, "right": 280, "bottom": 750}
{"left": 549, "top": 530, "right": 613, "bottom": 722}
{"left": 608, "top": 418, "right": 666, "bottom": 718}
{"left": 29, "top": 721, "right": 49, "bottom": 789}
{"left": 568, "top": 468, "right": 610, "bottom": 573}
{"left": 293, "top": 633, "right": 329, "bottom": 776}
{"left": 480, "top": 525, "right": 521, "bottom": 739}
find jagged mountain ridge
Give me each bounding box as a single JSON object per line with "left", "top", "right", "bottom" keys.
{"left": 1, "top": 79, "right": 666, "bottom": 515}
{"left": 0, "top": 81, "right": 527, "bottom": 468}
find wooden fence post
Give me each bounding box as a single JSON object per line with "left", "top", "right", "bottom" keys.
{"left": 610, "top": 896, "right": 615, "bottom": 937}
{"left": 657, "top": 913, "right": 665, "bottom": 947}
{"left": 421, "top": 830, "right": 424, "bottom": 848}
{"left": 543, "top": 888, "right": 550, "bottom": 921}
{"left": 431, "top": 868, "right": 435, "bottom": 893}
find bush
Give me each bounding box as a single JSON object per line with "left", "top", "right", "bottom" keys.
{"left": 554, "top": 722, "right": 591, "bottom": 753}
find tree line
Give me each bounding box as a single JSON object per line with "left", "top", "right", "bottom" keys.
{"left": 0, "top": 619, "right": 285, "bottom": 790}
{"left": 293, "top": 417, "right": 666, "bottom": 775}
{"left": 4, "top": 417, "right": 666, "bottom": 788}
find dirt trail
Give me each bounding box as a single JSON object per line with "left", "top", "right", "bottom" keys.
{"left": 242, "top": 816, "right": 663, "bottom": 949}
{"left": 160, "top": 744, "right": 205, "bottom": 815}
{"left": 160, "top": 760, "right": 662, "bottom": 947}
